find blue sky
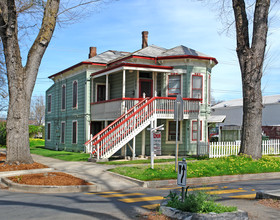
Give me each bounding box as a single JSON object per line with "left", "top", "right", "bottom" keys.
{"left": 33, "top": 0, "right": 280, "bottom": 102}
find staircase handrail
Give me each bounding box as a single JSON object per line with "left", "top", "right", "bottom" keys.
{"left": 92, "top": 97, "right": 157, "bottom": 146}
{"left": 84, "top": 97, "right": 148, "bottom": 146}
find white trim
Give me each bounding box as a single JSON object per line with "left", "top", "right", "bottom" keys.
{"left": 72, "top": 80, "right": 78, "bottom": 109}
{"left": 61, "top": 121, "right": 66, "bottom": 144}
{"left": 166, "top": 119, "right": 183, "bottom": 144}
{"left": 47, "top": 122, "right": 51, "bottom": 141}
{"left": 72, "top": 120, "right": 78, "bottom": 144}
{"left": 122, "top": 69, "right": 126, "bottom": 98}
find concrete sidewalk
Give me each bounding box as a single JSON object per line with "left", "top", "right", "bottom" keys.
{"left": 31, "top": 154, "right": 141, "bottom": 191}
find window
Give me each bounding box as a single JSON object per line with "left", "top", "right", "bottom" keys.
{"left": 97, "top": 84, "right": 106, "bottom": 102}
{"left": 47, "top": 122, "right": 51, "bottom": 140}
{"left": 61, "top": 122, "right": 65, "bottom": 144}
{"left": 168, "top": 75, "right": 181, "bottom": 96}
{"left": 192, "top": 75, "right": 203, "bottom": 99}
{"left": 73, "top": 81, "right": 78, "bottom": 108}
{"left": 47, "top": 95, "right": 51, "bottom": 113}
{"left": 72, "top": 121, "right": 77, "bottom": 144}
{"left": 61, "top": 85, "right": 66, "bottom": 110}
{"left": 167, "top": 121, "right": 180, "bottom": 142}
{"left": 192, "top": 120, "right": 202, "bottom": 141}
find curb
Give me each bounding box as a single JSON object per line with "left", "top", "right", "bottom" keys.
{"left": 160, "top": 205, "right": 248, "bottom": 220}
{"left": 108, "top": 171, "right": 280, "bottom": 188}
{"left": 0, "top": 168, "right": 54, "bottom": 178}
{"left": 1, "top": 177, "right": 99, "bottom": 193}
{"left": 256, "top": 190, "right": 280, "bottom": 200}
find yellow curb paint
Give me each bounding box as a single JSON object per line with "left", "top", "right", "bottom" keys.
{"left": 101, "top": 193, "right": 146, "bottom": 198}
{"left": 222, "top": 186, "right": 228, "bottom": 188}
{"left": 119, "top": 196, "right": 164, "bottom": 203}
{"left": 207, "top": 189, "right": 246, "bottom": 195}
{"left": 141, "top": 204, "right": 160, "bottom": 210}
{"left": 188, "top": 186, "right": 218, "bottom": 191}
{"left": 229, "top": 194, "right": 256, "bottom": 199}
{"left": 251, "top": 189, "right": 255, "bottom": 191}
{"left": 238, "top": 188, "right": 243, "bottom": 190}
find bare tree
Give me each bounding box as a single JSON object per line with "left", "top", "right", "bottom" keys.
{"left": 0, "top": 0, "right": 104, "bottom": 164}
{"left": 30, "top": 95, "right": 45, "bottom": 126}
{"left": 232, "top": 0, "right": 270, "bottom": 159}
{"left": 0, "top": 43, "right": 8, "bottom": 114}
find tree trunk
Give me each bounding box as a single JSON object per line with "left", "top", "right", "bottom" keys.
{"left": 232, "top": 0, "right": 270, "bottom": 159}
{"left": 0, "top": 0, "right": 60, "bottom": 164}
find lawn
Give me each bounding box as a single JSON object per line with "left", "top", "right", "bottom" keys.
{"left": 29, "top": 138, "right": 90, "bottom": 161}
{"left": 110, "top": 155, "right": 280, "bottom": 181}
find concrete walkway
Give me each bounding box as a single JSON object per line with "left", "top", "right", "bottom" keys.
{"left": 31, "top": 154, "right": 140, "bottom": 191}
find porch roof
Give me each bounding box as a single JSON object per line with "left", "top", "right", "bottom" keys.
{"left": 91, "top": 62, "right": 173, "bottom": 78}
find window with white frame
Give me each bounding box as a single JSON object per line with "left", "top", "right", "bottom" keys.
{"left": 192, "top": 120, "right": 202, "bottom": 141}
{"left": 168, "top": 75, "right": 181, "bottom": 96}
{"left": 47, "top": 94, "right": 52, "bottom": 113}
{"left": 61, "top": 122, "right": 65, "bottom": 144}
{"left": 61, "top": 85, "right": 66, "bottom": 110}
{"left": 192, "top": 75, "right": 203, "bottom": 99}
{"left": 72, "top": 121, "right": 77, "bottom": 144}
{"left": 72, "top": 81, "right": 78, "bottom": 108}
{"left": 167, "top": 120, "right": 181, "bottom": 142}
{"left": 47, "top": 122, "right": 51, "bottom": 140}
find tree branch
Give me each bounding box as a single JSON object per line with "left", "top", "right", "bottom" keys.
{"left": 57, "top": 0, "right": 101, "bottom": 16}
{"left": 25, "top": 0, "right": 60, "bottom": 97}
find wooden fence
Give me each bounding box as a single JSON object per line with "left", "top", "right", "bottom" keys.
{"left": 209, "top": 139, "right": 280, "bottom": 158}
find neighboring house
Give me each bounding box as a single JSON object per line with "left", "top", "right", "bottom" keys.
{"left": 45, "top": 31, "right": 217, "bottom": 160}
{"left": 211, "top": 95, "right": 280, "bottom": 141}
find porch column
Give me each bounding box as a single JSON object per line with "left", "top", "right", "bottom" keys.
{"left": 132, "top": 137, "right": 136, "bottom": 160}
{"left": 106, "top": 74, "right": 109, "bottom": 100}
{"left": 141, "top": 129, "right": 145, "bottom": 157}
{"left": 122, "top": 69, "right": 126, "bottom": 98}
{"left": 153, "top": 72, "right": 157, "bottom": 97}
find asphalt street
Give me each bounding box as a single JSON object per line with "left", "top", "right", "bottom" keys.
{"left": 0, "top": 178, "right": 280, "bottom": 220}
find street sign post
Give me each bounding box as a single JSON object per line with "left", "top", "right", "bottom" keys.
{"left": 174, "top": 95, "right": 184, "bottom": 172}
{"left": 177, "top": 158, "right": 187, "bottom": 202}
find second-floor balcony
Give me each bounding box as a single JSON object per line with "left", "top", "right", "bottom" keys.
{"left": 90, "top": 97, "right": 201, "bottom": 121}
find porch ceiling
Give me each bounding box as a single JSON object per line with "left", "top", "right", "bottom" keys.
{"left": 91, "top": 62, "right": 173, "bottom": 79}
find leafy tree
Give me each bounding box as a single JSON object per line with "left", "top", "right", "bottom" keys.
{"left": 0, "top": 0, "right": 104, "bottom": 164}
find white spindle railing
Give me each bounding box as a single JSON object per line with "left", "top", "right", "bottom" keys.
{"left": 209, "top": 139, "right": 280, "bottom": 158}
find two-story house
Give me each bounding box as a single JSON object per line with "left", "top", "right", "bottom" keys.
{"left": 45, "top": 31, "right": 217, "bottom": 161}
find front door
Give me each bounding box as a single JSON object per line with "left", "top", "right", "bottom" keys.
{"left": 139, "top": 79, "right": 153, "bottom": 98}
{"left": 90, "top": 121, "right": 103, "bottom": 136}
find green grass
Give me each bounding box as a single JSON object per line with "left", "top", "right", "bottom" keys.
{"left": 110, "top": 155, "right": 280, "bottom": 181}
{"left": 29, "top": 138, "right": 90, "bottom": 161}
{"left": 97, "top": 157, "right": 197, "bottom": 165}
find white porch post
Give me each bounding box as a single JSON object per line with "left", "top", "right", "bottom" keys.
{"left": 122, "top": 69, "right": 126, "bottom": 98}
{"left": 106, "top": 74, "right": 109, "bottom": 100}
{"left": 141, "top": 129, "right": 145, "bottom": 157}
{"left": 153, "top": 72, "right": 157, "bottom": 97}
{"left": 133, "top": 137, "right": 136, "bottom": 160}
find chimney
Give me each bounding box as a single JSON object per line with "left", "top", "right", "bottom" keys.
{"left": 89, "top": 47, "right": 97, "bottom": 58}
{"left": 142, "top": 31, "right": 148, "bottom": 48}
